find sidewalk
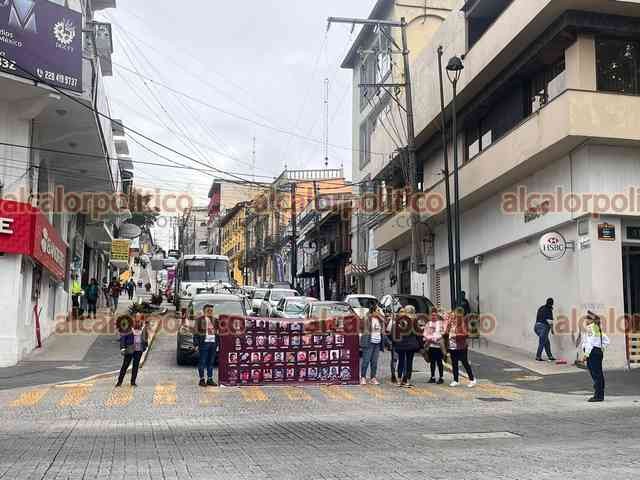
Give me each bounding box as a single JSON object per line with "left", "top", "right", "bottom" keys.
{"left": 469, "top": 338, "right": 582, "bottom": 376}
{"left": 0, "top": 298, "right": 163, "bottom": 391}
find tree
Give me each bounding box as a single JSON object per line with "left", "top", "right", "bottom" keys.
{"left": 127, "top": 189, "right": 160, "bottom": 228}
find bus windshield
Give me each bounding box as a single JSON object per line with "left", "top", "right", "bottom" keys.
{"left": 183, "top": 259, "right": 230, "bottom": 283}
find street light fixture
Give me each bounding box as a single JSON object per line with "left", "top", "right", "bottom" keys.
{"left": 446, "top": 55, "right": 464, "bottom": 308}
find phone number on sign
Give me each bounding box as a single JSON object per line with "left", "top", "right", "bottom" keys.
{"left": 0, "top": 56, "right": 17, "bottom": 71}
{"left": 37, "top": 68, "right": 79, "bottom": 88}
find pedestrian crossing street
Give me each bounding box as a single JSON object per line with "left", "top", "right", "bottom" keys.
{"left": 5, "top": 380, "right": 521, "bottom": 410}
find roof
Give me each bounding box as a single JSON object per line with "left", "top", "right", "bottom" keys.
{"left": 340, "top": 0, "right": 393, "bottom": 69}
{"left": 180, "top": 254, "right": 229, "bottom": 261}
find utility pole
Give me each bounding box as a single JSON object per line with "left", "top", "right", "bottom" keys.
{"left": 244, "top": 204, "right": 250, "bottom": 286}
{"left": 323, "top": 78, "right": 329, "bottom": 169}
{"left": 328, "top": 15, "right": 421, "bottom": 293}
{"left": 437, "top": 46, "right": 456, "bottom": 309}
{"left": 290, "top": 182, "right": 298, "bottom": 289}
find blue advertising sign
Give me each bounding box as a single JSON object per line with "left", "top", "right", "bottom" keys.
{"left": 0, "top": 0, "right": 83, "bottom": 92}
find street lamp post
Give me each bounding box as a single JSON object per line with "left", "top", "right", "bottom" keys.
{"left": 446, "top": 55, "right": 464, "bottom": 307}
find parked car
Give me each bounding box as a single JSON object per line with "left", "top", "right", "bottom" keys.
{"left": 303, "top": 301, "right": 357, "bottom": 320}
{"left": 271, "top": 296, "right": 317, "bottom": 319}
{"left": 249, "top": 288, "right": 268, "bottom": 314}
{"left": 176, "top": 293, "right": 247, "bottom": 366}
{"left": 379, "top": 294, "right": 435, "bottom": 331}
{"left": 344, "top": 294, "right": 379, "bottom": 320}
{"left": 259, "top": 288, "right": 299, "bottom": 316}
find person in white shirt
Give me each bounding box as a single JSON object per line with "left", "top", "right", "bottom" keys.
{"left": 582, "top": 311, "right": 609, "bottom": 402}
{"left": 195, "top": 304, "right": 218, "bottom": 387}
{"left": 360, "top": 305, "right": 384, "bottom": 385}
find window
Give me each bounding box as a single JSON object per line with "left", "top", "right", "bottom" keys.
{"left": 528, "top": 57, "right": 566, "bottom": 114}
{"left": 399, "top": 259, "right": 411, "bottom": 295}
{"left": 597, "top": 38, "right": 640, "bottom": 95}
{"left": 359, "top": 117, "right": 373, "bottom": 169}
{"left": 359, "top": 55, "right": 376, "bottom": 111}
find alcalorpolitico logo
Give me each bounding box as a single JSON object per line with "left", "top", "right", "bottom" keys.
{"left": 40, "top": 227, "right": 65, "bottom": 269}
{"left": 539, "top": 231, "right": 567, "bottom": 261}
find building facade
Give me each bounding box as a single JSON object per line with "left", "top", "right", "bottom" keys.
{"left": 219, "top": 202, "right": 246, "bottom": 285}
{"left": 348, "top": 0, "right": 640, "bottom": 367}
{"left": 0, "top": 0, "right": 123, "bottom": 366}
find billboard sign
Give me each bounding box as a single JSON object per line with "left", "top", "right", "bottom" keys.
{"left": 0, "top": 0, "right": 83, "bottom": 92}
{"left": 111, "top": 239, "right": 131, "bottom": 263}
{"left": 218, "top": 317, "right": 360, "bottom": 386}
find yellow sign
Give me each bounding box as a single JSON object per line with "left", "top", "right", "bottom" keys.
{"left": 111, "top": 239, "right": 131, "bottom": 262}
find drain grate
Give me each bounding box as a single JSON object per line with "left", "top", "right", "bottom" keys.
{"left": 476, "top": 397, "right": 512, "bottom": 402}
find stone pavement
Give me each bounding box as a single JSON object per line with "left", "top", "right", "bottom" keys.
{"left": 1, "top": 331, "right": 639, "bottom": 479}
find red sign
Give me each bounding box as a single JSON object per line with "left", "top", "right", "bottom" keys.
{"left": 208, "top": 182, "right": 221, "bottom": 215}
{"left": 218, "top": 317, "right": 360, "bottom": 386}
{"left": 0, "top": 199, "right": 67, "bottom": 281}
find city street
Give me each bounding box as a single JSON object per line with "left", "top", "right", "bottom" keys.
{"left": 1, "top": 326, "right": 639, "bottom": 479}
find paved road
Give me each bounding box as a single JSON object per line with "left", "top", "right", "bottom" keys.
{"left": 0, "top": 330, "right": 639, "bottom": 479}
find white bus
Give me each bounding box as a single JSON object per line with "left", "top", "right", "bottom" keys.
{"left": 175, "top": 254, "right": 233, "bottom": 312}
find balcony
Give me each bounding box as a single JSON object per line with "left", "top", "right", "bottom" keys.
{"left": 375, "top": 89, "right": 640, "bottom": 249}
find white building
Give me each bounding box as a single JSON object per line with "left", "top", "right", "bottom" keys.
{"left": 0, "top": 0, "right": 124, "bottom": 366}
{"left": 345, "top": 0, "right": 640, "bottom": 368}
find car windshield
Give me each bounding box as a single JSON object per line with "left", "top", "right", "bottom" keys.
{"left": 183, "top": 259, "right": 230, "bottom": 282}
{"left": 347, "top": 297, "right": 378, "bottom": 309}
{"left": 395, "top": 297, "right": 433, "bottom": 314}
{"left": 285, "top": 301, "right": 306, "bottom": 313}
{"left": 311, "top": 304, "right": 352, "bottom": 317}
{"left": 193, "top": 300, "right": 244, "bottom": 316}
{"left": 270, "top": 290, "right": 296, "bottom": 301}
{"left": 253, "top": 289, "right": 267, "bottom": 300}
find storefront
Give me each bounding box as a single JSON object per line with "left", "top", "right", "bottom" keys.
{"left": 0, "top": 199, "right": 68, "bottom": 366}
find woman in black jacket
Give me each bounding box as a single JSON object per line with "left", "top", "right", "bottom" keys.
{"left": 392, "top": 306, "right": 422, "bottom": 387}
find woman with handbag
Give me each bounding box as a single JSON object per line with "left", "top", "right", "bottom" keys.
{"left": 116, "top": 314, "right": 149, "bottom": 387}
{"left": 445, "top": 308, "right": 477, "bottom": 388}
{"left": 423, "top": 308, "right": 446, "bottom": 384}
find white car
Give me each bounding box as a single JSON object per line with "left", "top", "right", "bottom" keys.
{"left": 250, "top": 288, "right": 268, "bottom": 314}
{"left": 345, "top": 294, "right": 379, "bottom": 320}
{"left": 259, "top": 289, "right": 298, "bottom": 316}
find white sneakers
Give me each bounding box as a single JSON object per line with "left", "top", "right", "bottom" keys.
{"left": 449, "top": 381, "right": 459, "bottom": 387}
{"left": 370, "top": 378, "right": 380, "bottom": 385}
{"left": 360, "top": 377, "right": 367, "bottom": 385}
{"left": 467, "top": 380, "right": 477, "bottom": 388}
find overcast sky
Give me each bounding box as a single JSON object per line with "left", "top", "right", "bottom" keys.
{"left": 98, "top": 1, "right": 375, "bottom": 248}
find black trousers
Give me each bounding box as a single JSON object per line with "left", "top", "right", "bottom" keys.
{"left": 117, "top": 351, "right": 142, "bottom": 385}
{"left": 587, "top": 347, "right": 605, "bottom": 400}
{"left": 449, "top": 348, "right": 475, "bottom": 382}
{"left": 428, "top": 347, "right": 444, "bottom": 379}
{"left": 398, "top": 351, "right": 415, "bottom": 382}
{"left": 87, "top": 300, "right": 97, "bottom": 316}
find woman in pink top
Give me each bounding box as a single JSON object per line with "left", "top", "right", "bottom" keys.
{"left": 423, "top": 309, "right": 446, "bottom": 384}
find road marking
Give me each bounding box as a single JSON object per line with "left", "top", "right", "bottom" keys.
{"left": 423, "top": 431, "right": 521, "bottom": 440}
{"left": 240, "top": 387, "right": 268, "bottom": 402}
{"left": 105, "top": 387, "right": 134, "bottom": 407}
{"left": 319, "top": 386, "right": 354, "bottom": 401}
{"left": 58, "top": 385, "right": 92, "bottom": 407}
{"left": 514, "top": 375, "right": 543, "bottom": 382}
{"left": 153, "top": 383, "right": 177, "bottom": 406}
{"left": 475, "top": 383, "right": 520, "bottom": 399}
{"left": 10, "top": 389, "right": 49, "bottom": 407}
{"left": 404, "top": 387, "right": 437, "bottom": 398}
{"left": 362, "top": 385, "right": 389, "bottom": 399}
{"left": 503, "top": 368, "right": 524, "bottom": 372}
{"left": 282, "top": 387, "right": 312, "bottom": 401}
{"left": 200, "top": 389, "right": 222, "bottom": 406}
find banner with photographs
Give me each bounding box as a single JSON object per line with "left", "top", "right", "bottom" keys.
{"left": 218, "top": 317, "right": 359, "bottom": 386}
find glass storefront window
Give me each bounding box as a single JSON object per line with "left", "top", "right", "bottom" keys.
{"left": 597, "top": 38, "right": 640, "bottom": 95}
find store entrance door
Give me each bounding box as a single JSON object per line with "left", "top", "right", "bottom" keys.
{"left": 622, "top": 246, "right": 640, "bottom": 332}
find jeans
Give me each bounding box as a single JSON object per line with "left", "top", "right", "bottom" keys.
{"left": 112, "top": 296, "right": 119, "bottom": 312}
{"left": 535, "top": 322, "right": 553, "bottom": 359}
{"left": 428, "top": 347, "right": 444, "bottom": 379}
{"left": 128, "top": 290, "right": 134, "bottom": 300}
{"left": 87, "top": 300, "right": 97, "bottom": 317}
{"left": 117, "top": 350, "right": 142, "bottom": 385}
{"left": 397, "top": 351, "right": 415, "bottom": 382}
{"left": 198, "top": 341, "right": 216, "bottom": 380}
{"left": 449, "top": 348, "right": 475, "bottom": 382}
{"left": 361, "top": 342, "right": 381, "bottom": 378}
{"left": 587, "top": 347, "right": 605, "bottom": 400}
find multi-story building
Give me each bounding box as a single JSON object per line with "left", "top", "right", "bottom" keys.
{"left": 0, "top": 0, "right": 122, "bottom": 366}
{"left": 343, "top": 0, "right": 456, "bottom": 298}
{"left": 179, "top": 206, "right": 210, "bottom": 255}
{"left": 219, "top": 202, "right": 247, "bottom": 285}
{"left": 346, "top": 0, "right": 640, "bottom": 367}
{"left": 244, "top": 168, "right": 350, "bottom": 287}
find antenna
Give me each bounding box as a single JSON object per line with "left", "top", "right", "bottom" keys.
{"left": 323, "top": 78, "right": 329, "bottom": 169}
